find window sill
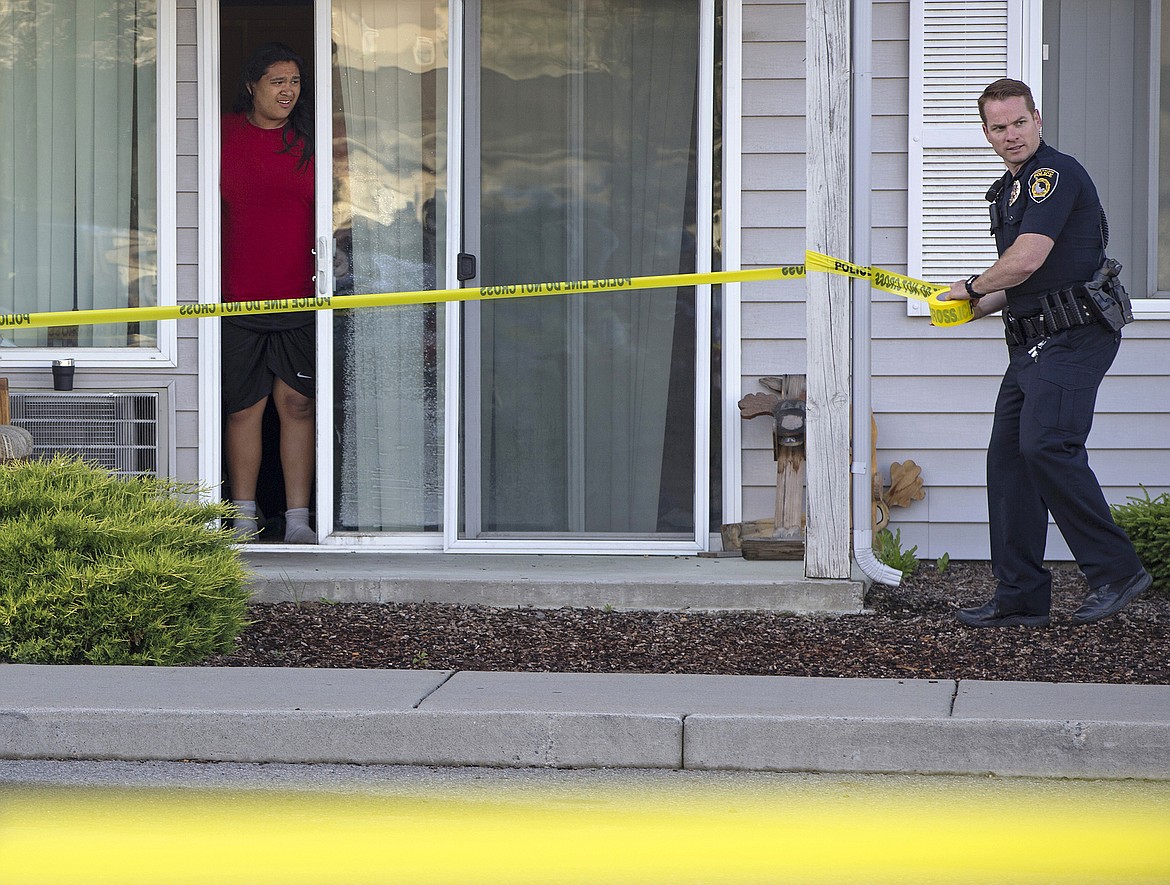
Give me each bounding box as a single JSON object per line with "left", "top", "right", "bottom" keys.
{"left": 1132, "top": 300, "right": 1170, "bottom": 322}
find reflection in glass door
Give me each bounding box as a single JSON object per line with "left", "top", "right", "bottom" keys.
{"left": 330, "top": 0, "right": 447, "bottom": 533}
{"left": 461, "top": 0, "right": 703, "bottom": 541}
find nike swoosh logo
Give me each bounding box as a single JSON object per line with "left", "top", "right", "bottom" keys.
{"left": 296, "top": 372, "right": 313, "bottom": 380}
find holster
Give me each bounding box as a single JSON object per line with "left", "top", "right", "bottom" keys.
{"left": 1078, "top": 258, "right": 1132, "bottom": 333}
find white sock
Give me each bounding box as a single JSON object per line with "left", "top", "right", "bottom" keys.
{"left": 284, "top": 507, "right": 315, "bottom": 543}
{"left": 231, "top": 499, "right": 259, "bottom": 540}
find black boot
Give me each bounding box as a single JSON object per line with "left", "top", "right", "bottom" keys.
{"left": 956, "top": 600, "right": 1050, "bottom": 628}
{"left": 1070, "top": 570, "right": 1152, "bottom": 625}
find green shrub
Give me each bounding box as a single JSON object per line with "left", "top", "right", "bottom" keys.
{"left": 873, "top": 527, "right": 919, "bottom": 577}
{"left": 1111, "top": 488, "right": 1170, "bottom": 596}
{"left": 0, "top": 455, "right": 250, "bottom": 664}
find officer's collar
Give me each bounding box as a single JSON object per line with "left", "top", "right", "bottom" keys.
{"left": 1011, "top": 140, "right": 1051, "bottom": 179}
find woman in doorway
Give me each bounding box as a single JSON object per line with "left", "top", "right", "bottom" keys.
{"left": 221, "top": 42, "right": 316, "bottom": 543}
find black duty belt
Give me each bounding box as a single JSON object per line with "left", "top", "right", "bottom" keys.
{"left": 1003, "top": 287, "right": 1097, "bottom": 346}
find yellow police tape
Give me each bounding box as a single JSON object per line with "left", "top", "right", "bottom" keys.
{"left": 803, "top": 249, "right": 973, "bottom": 327}
{"left": 1, "top": 778, "right": 1168, "bottom": 884}
{"left": 0, "top": 252, "right": 971, "bottom": 332}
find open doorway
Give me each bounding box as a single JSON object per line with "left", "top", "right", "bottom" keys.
{"left": 219, "top": 0, "right": 315, "bottom": 543}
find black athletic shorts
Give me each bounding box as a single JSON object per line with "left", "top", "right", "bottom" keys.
{"left": 221, "top": 313, "right": 316, "bottom": 414}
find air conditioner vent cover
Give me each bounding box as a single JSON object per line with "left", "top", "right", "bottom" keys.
{"left": 10, "top": 392, "right": 160, "bottom": 478}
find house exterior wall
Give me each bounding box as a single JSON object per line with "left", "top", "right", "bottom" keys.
{"left": 740, "top": 0, "right": 1170, "bottom": 561}
{"left": 11, "top": 0, "right": 1165, "bottom": 561}
{"left": 739, "top": 0, "right": 807, "bottom": 521}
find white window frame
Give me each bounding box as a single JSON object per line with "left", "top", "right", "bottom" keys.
{"left": 1, "top": 0, "right": 178, "bottom": 368}
{"left": 722, "top": 0, "right": 744, "bottom": 533}
{"left": 197, "top": 0, "right": 222, "bottom": 500}
{"left": 1143, "top": 0, "right": 1170, "bottom": 316}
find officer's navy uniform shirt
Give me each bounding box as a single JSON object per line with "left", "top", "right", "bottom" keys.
{"left": 992, "top": 141, "right": 1104, "bottom": 315}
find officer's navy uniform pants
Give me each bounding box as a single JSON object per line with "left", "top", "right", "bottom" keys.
{"left": 987, "top": 322, "right": 1144, "bottom": 614}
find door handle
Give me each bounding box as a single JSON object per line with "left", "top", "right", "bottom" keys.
{"left": 317, "top": 236, "right": 329, "bottom": 294}
{"left": 457, "top": 252, "right": 477, "bottom": 282}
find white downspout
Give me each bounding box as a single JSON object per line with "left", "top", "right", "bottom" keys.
{"left": 851, "top": 0, "right": 902, "bottom": 586}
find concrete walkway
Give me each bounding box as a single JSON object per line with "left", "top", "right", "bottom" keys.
{"left": 2, "top": 665, "right": 1167, "bottom": 780}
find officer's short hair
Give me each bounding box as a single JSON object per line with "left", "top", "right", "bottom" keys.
{"left": 977, "top": 78, "right": 1036, "bottom": 123}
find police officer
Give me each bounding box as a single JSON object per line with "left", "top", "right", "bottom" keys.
{"left": 942, "top": 78, "right": 1151, "bottom": 628}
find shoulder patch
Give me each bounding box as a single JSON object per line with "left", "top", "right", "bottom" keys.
{"left": 1029, "top": 168, "right": 1059, "bottom": 203}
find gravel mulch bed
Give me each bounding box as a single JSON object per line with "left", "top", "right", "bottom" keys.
{"left": 200, "top": 561, "right": 1169, "bottom": 684}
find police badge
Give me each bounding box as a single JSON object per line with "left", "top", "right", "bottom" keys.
{"left": 1009, "top": 180, "right": 1021, "bottom": 205}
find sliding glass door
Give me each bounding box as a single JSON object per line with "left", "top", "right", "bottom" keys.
{"left": 457, "top": 0, "right": 708, "bottom": 546}
{"left": 328, "top": 0, "right": 448, "bottom": 535}
{"left": 316, "top": 0, "right": 710, "bottom": 549}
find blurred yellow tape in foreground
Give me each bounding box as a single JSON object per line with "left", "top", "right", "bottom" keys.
{"left": 2, "top": 780, "right": 1168, "bottom": 885}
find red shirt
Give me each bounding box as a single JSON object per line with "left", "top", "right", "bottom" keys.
{"left": 220, "top": 112, "right": 315, "bottom": 302}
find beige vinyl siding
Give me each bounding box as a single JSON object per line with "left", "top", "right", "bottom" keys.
{"left": 739, "top": 0, "right": 807, "bottom": 522}
{"left": 173, "top": 0, "right": 202, "bottom": 483}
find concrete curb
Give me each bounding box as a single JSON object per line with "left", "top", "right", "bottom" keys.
{"left": 2, "top": 666, "right": 1167, "bottom": 779}
{"left": 0, "top": 709, "right": 683, "bottom": 769}
{"left": 683, "top": 716, "right": 1170, "bottom": 779}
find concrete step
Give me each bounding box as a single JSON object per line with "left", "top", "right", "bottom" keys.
{"left": 242, "top": 552, "right": 865, "bottom": 613}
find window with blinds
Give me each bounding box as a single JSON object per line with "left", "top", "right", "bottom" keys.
{"left": 908, "top": 0, "right": 1027, "bottom": 310}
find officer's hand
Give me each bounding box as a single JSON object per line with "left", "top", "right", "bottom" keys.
{"left": 940, "top": 280, "right": 995, "bottom": 321}
{"left": 941, "top": 281, "right": 972, "bottom": 302}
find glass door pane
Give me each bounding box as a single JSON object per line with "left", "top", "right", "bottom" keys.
{"left": 462, "top": 0, "right": 700, "bottom": 539}
{"left": 330, "top": 0, "right": 447, "bottom": 532}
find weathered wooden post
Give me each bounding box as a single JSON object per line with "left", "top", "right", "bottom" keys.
{"left": 805, "top": 0, "right": 853, "bottom": 578}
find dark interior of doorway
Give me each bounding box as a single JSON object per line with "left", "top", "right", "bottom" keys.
{"left": 221, "top": 0, "right": 313, "bottom": 112}
{"left": 220, "top": 0, "right": 314, "bottom": 541}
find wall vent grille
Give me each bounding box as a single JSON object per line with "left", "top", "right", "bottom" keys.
{"left": 9, "top": 392, "right": 160, "bottom": 478}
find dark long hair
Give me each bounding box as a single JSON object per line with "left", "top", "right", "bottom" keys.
{"left": 232, "top": 42, "right": 314, "bottom": 170}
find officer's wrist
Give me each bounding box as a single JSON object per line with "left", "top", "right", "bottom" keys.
{"left": 965, "top": 275, "right": 985, "bottom": 299}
